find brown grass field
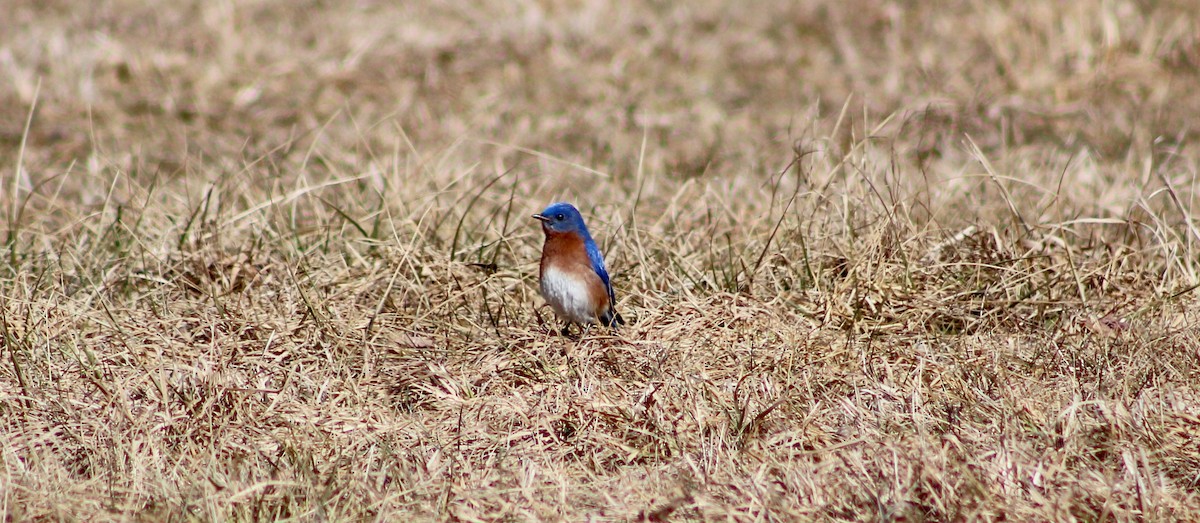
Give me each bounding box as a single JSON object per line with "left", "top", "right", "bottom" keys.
{"left": 3, "top": 1, "right": 1200, "bottom": 521}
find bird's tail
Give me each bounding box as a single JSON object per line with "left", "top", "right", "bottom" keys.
{"left": 602, "top": 308, "right": 626, "bottom": 328}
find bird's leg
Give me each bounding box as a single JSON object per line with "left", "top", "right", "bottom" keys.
{"left": 559, "top": 323, "right": 578, "bottom": 339}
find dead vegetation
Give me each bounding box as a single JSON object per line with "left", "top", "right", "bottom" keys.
{"left": 2, "top": 0, "right": 1199, "bottom": 520}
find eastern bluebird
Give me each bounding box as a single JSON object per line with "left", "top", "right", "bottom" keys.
{"left": 533, "top": 202, "right": 625, "bottom": 332}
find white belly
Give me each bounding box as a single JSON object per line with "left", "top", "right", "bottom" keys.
{"left": 540, "top": 266, "right": 596, "bottom": 324}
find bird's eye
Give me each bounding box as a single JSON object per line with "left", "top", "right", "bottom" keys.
{"left": 555, "top": 214, "right": 565, "bottom": 221}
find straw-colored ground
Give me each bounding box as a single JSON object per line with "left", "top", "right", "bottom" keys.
{"left": 3, "top": 1, "right": 1199, "bottom": 521}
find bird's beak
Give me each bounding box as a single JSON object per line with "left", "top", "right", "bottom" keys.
{"left": 532, "top": 213, "right": 550, "bottom": 223}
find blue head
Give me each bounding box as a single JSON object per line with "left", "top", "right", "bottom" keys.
{"left": 533, "top": 202, "right": 592, "bottom": 239}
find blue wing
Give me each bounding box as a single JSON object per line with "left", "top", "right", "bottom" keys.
{"left": 585, "top": 237, "right": 625, "bottom": 327}
{"left": 584, "top": 239, "right": 616, "bottom": 302}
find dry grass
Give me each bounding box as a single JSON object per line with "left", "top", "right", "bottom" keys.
{"left": 3, "top": 0, "right": 1200, "bottom": 520}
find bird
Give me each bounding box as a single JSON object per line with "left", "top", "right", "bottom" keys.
{"left": 533, "top": 202, "right": 625, "bottom": 334}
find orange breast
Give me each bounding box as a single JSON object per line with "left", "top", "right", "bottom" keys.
{"left": 540, "top": 230, "right": 592, "bottom": 278}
